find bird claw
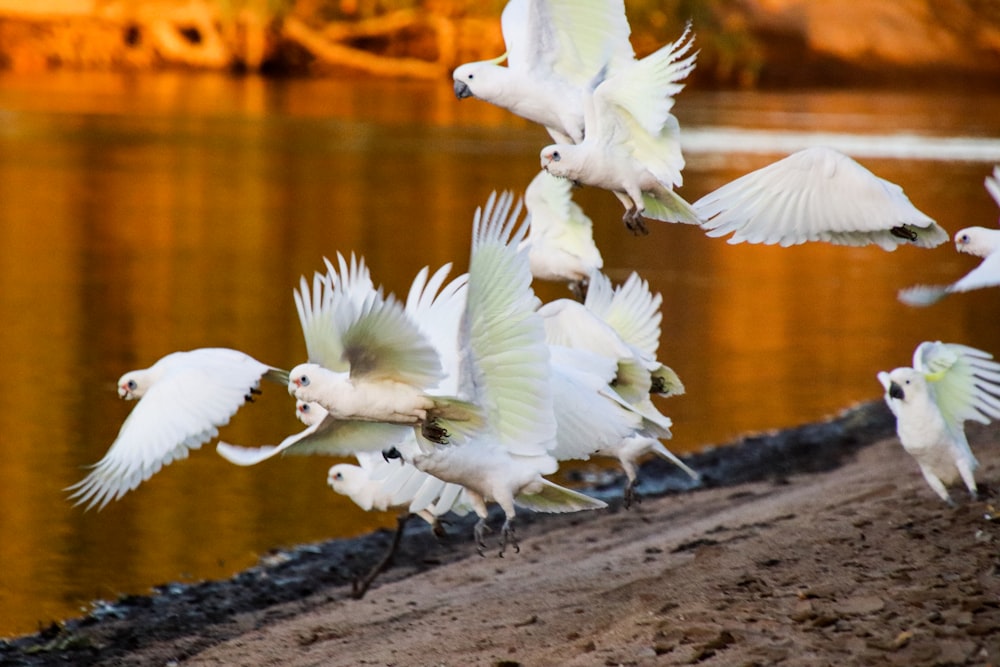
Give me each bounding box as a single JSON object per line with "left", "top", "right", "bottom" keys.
{"left": 474, "top": 519, "right": 492, "bottom": 557}
{"left": 499, "top": 520, "right": 519, "bottom": 557}
{"left": 421, "top": 419, "right": 449, "bottom": 444}
{"left": 623, "top": 480, "right": 641, "bottom": 510}
{"left": 623, "top": 209, "right": 649, "bottom": 236}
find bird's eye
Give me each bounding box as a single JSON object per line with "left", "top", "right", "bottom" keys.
{"left": 300, "top": 404, "right": 310, "bottom": 413}
{"left": 333, "top": 472, "right": 343, "bottom": 481}
{"left": 552, "top": 151, "right": 561, "bottom": 162}
{"left": 467, "top": 73, "right": 474, "bottom": 80}
{"left": 127, "top": 380, "right": 138, "bottom": 390}
{"left": 960, "top": 234, "right": 970, "bottom": 243}
{"left": 299, "top": 375, "right": 310, "bottom": 387}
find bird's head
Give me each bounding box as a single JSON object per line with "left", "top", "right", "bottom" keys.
{"left": 116, "top": 372, "right": 145, "bottom": 400}
{"left": 295, "top": 399, "right": 327, "bottom": 427}
{"left": 541, "top": 146, "right": 562, "bottom": 176}
{"left": 954, "top": 226, "right": 996, "bottom": 258}
{"left": 327, "top": 464, "right": 367, "bottom": 500}
{"left": 879, "top": 367, "right": 925, "bottom": 405}
{"left": 453, "top": 53, "right": 507, "bottom": 100}
{"left": 288, "top": 363, "right": 320, "bottom": 397}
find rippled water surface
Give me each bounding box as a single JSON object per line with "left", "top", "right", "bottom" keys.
{"left": 1, "top": 71, "right": 999, "bottom": 636}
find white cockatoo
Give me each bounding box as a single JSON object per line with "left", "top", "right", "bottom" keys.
{"left": 878, "top": 341, "right": 1000, "bottom": 504}
{"left": 540, "top": 23, "right": 700, "bottom": 234}
{"left": 520, "top": 169, "right": 603, "bottom": 299}
{"left": 387, "top": 192, "right": 607, "bottom": 556}
{"left": 216, "top": 262, "right": 470, "bottom": 465}
{"left": 694, "top": 146, "right": 948, "bottom": 249}
{"left": 899, "top": 166, "right": 1000, "bottom": 306}
{"left": 452, "top": 0, "right": 634, "bottom": 144}
{"left": 67, "top": 348, "right": 288, "bottom": 509}
{"left": 539, "top": 271, "right": 696, "bottom": 505}
{"left": 286, "top": 256, "right": 480, "bottom": 444}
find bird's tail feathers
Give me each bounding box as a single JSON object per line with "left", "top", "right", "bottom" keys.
{"left": 514, "top": 479, "right": 607, "bottom": 514}
{"left": 642, "top": 188, "right": 701, "bottom": 225}
{"left": 650, "top": 441, "right": 700, "bottom": 480}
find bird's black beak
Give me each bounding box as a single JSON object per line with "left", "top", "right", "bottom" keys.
{"left": 454, "top": 80, "right": 472, "bottom": 99}
{"left": 383, "top": 447, "right": 402, "bottom": 463}
{"left": 889, "top": 381, "right": 905, "bottom": 400}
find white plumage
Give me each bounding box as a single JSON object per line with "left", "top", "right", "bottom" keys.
{"left": 878, "top": 341, "right": 1000, "bottom": 503}
{"left": 540, "top": 271, "right": 696, "bottom": 504}
{"left": 520, "top": 169, "right": 603, "bottom": 299}
{"left": 68, "top": 348, "right": 287, "bottom": 510}
{"left": 540, "top": 23, "right": 700, "bottom": 233}
{"left": 695, "top": 146, "right": 947, "bottom": 249}
{"left": 452, "top": 0, "right": 634, "bottom": 144}
{"left": 899, "top": 165, "right": 1000, "bottom": 306}
{"left": 390, "top": 192, "right": 607, "bottom": 555}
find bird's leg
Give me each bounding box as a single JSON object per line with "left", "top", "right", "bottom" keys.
{"left": 921, "top": 468, "right": 956, "bottom": 507}
{"left": 623, "top": 478, "right": 642, "bottom": 510}
{"left": 623, "top": 207, "right": 649, "bottom": 236}
{"left": 957, "top": 459, "right": 979, "bottom": 501}
{"left": 474, "top": 518, "right": 492, "bottom": 557}
{"left": 421, "top": 418, "right": 450, "bottom": 445}
{"left": 351, "top": 514, "right": 409, "bottom": 599}
{"left": 569, "top": 278, "right": 588, "bottom": 302}
{"left": 244, "top": 386, "right": 263, "bottom": 403}
{"left": 498, "top": 518, "right": 519, "bottom": 557}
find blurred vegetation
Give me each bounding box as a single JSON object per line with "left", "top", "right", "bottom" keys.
{"left": 2, "top": 0, "right": 997, "bottom": 86}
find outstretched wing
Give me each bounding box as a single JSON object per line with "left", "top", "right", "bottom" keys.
{"left": 899, "top": 251, "right": 1000, "bottom": 307}
{"left": 405, "top": 263, "right": 468, "bottom": 395}
{"left": 340, "top": 291, "right": 443, "bottom": 387}
{"left": 915, "top": 342, "right": 1000, "bottom": 438}
{"left": 514, "top": 0, "right": 633, "bottom": 84}
{"left": 69, "top": 357, "right": 271, "bottom": 509}
{"left": 295, "top": 253, "right": 382, "bottom": 370}
{"left": 463, "top": 192, "right": 556, "bottom": 456}
{"left": 585, "top": 271, "right": 662, "bottom": 359}
{"left": 590, "top": 24, "right": 695, "bottom": 187}
{"left": 695, "top": 147, "right": 948, "bottom": 249}
{"left": 217, "top": 419, "right": 411, "bottom": 465}
{"left": 985, "top": 165, "right": 1000, "bottom": 210}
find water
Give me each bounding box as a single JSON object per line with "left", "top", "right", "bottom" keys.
{"left": 1, "top": 71, "right": 998, "bottom": 637}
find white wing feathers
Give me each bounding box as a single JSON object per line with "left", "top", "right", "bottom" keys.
{"left": 69, "top": 350, "right": 281, "bottom": 510}
{"left": 465, "top": 192, "right": 557, "bottom": 456}
{"left": 519, "top": 0, "right": 633, "bottom": 85}
{"left": 598, "top": 22, "right": 695, "bottom": 140}
{"left": 585, "top": 271, "right": 662, "bottom": 360}
{"left": 985, "top": 166, "right": 1000, "bottom": 208}
{"left": 914, "top": 342, "right": 1000, "bottom": 433}
{"left": 695, "top": 147, "right": 948, "bottom": 249}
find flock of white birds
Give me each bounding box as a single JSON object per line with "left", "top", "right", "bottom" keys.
{"left": 70, "top": 1, "right": 1000, "bottom": 561}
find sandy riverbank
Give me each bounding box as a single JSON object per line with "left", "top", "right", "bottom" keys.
{"left": 5, "top": 400, "right": 1000, "bottom": 666}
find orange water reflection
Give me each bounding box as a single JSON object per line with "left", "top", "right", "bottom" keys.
{"left": 0, "top": 71, "right": 998, "bottom": 637}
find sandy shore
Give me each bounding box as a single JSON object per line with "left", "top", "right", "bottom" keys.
{"left": 5, "top": 400, "right": 1000, "bottom": 666}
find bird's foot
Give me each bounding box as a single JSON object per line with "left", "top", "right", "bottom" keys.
{"left": 421, "top": 419, "right": 450, "bottom": 445}
{"left": 890, "top": 225, "right": 918, "bottom": 242}
{"left": 623, "top": 480, "right": 641, "bottom": 510}
{"left": 623, "top": 209, "right": 649, "bottom": 236}
{"left": 244, "top": 387, "right": 262, "bottom": 403}
{"left": 499, "top": 519, "right": 519, "bottom": 557}
{"left": 474, "top": 518, "right": 492, "bottom": 557}
{"left": 431, "top": 518, "right": 450, "bottom": 541}
{"left": 569, "top": 279, "right": 588, "bottom": 303}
